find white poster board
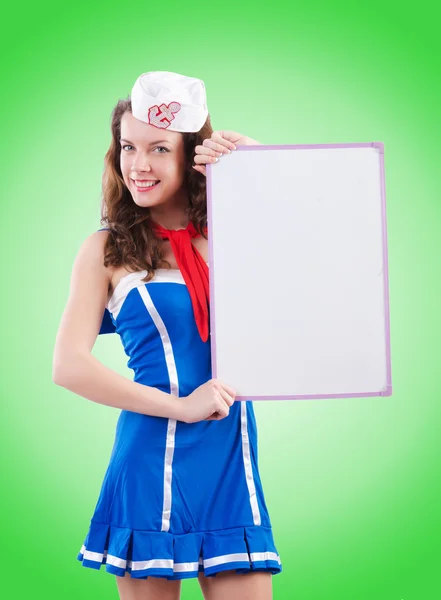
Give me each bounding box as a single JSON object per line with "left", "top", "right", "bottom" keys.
{"left": 206, "top": 142, "right": 392, "bottom": 401}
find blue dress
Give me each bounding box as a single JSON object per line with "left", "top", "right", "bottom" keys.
{"left": 77, "top": 232, "right": 282, "bottom": 580}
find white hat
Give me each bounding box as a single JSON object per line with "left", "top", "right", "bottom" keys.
{"left": 131, "top": 71, "right": 208, "bottom": 133}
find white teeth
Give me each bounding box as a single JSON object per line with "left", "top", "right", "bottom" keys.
{"left": 134, "top": 180, "right": 158, "bottom": 188}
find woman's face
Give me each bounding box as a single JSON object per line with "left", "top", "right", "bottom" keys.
{"left": 119, "top": 111, "right": 186, "bottom": 209}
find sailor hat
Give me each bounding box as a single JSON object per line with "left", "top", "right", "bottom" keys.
{"left": 131, "top": 71, "right": 208, "bottom": 132}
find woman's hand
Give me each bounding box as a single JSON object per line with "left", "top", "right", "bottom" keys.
{"left": 176, "top": 378, "right": 237, "bottom": 423}
{"left": 193, "top": 130, "right": 261, "bottom": 176}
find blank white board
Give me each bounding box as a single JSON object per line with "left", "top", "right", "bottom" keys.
{"left": 206, "top": 142, "right": 392, "bottom": 401}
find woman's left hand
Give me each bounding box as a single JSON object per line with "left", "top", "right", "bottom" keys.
{"left": 193, "top": 130, "right": 261, "bottom": 176}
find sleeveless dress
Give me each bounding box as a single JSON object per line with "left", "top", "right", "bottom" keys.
{"left": 76, "top": 232, "right": 282, "bottom": 580}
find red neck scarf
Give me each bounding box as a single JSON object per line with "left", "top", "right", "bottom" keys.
{"left": 151, "top": 220, "right": 210, "bottom": 342}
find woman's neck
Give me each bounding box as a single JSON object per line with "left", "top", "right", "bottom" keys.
{"left": 149, "top": 192, "right": 190, "bottom": 230}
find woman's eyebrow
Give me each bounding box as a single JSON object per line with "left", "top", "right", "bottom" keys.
{"left": 120, "top": 138, "right": 171, "bottom": 145}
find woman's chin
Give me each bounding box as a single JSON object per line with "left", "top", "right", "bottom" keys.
{"left": 132, "top": 197, "right": 162, "bottom": 208}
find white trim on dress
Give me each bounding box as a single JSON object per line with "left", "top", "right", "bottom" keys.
{"left": 79, "top": 544, "right": 282, "bottom": 572}
{"left": 240, "top": 401, "right": 261, "bottom": 525}
{"left": 137, "top": 285, "right": 179, "bottom": 533}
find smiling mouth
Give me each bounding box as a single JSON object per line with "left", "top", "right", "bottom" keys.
{"left": 132, "top": 180, "right": 161, "bottom": 190}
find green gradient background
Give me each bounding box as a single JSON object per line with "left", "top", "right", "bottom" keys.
{"left": 1, "top": 1, "right": 440, "bottom": 598}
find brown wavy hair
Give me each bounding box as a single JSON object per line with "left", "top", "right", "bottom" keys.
{"left": 100, "top": 96, "right": 213, "bottom": 282}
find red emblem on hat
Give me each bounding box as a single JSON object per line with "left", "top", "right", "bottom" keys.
{"left": 148, "top": 101, "right": 181, "bottom": 129}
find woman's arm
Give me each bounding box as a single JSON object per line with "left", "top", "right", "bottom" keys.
{"left": 52, "top": 230, "right": 182, "bottom": 420}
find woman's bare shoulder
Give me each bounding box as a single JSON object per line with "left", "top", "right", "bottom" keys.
{"left": 89, "top": 228, "right": 112, "bottom": 244}
{"left": 82, "top": 228, "right": 112, "bottom": 259}
{"left": 75, "top": 229, "right": 115, "bottom": 284}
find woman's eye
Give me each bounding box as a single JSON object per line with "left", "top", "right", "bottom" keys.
{"left": 121, "top": 145, "right": 169, "bottom": 153}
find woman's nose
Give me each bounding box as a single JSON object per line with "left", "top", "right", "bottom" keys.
{"left": 131, "top": 157, "right": 152, "bottom": 172}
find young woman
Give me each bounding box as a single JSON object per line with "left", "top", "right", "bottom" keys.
{"left": 53, "top": 71, "right": 282, "bottom": 600}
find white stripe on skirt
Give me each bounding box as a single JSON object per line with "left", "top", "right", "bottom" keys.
{"left": 79, "top": 545, "right": 281, "bottom": 571}
{"left": 137, "top": 285, "right": 179, "bottom": 533}
{"left": 240, "top": 401, "right": 261, "bottom": 525}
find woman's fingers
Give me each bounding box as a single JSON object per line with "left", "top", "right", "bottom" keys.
{"left": 193, "top": 132, "right": 239, "bottom": 176}
{"left": 194, "top": 153, "right": 218, "bottom": 165}
{"left": 203, "top": 388, "right": 235, "bottom": 421}
{"left": 194, "top": 142, "right": 223, "bottom": 157}
{"left": 203, "top": 138, "right": 231, "bottom": 154}
{"left": 192, "top": 165, "right": 206, "bottom": 176}
{"left": 211, "top": 131, "right": 237, "bottom": 151}
{"left": 218, "top": 387, "right": 235, "bottom": 407}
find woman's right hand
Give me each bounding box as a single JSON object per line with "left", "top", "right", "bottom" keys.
{"left": 177, "top": 379, "right": 237, "bottom": 423}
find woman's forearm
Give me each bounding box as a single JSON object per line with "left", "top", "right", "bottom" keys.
{"left": 53, "top": 352, "right": 182, "bottom": 419}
